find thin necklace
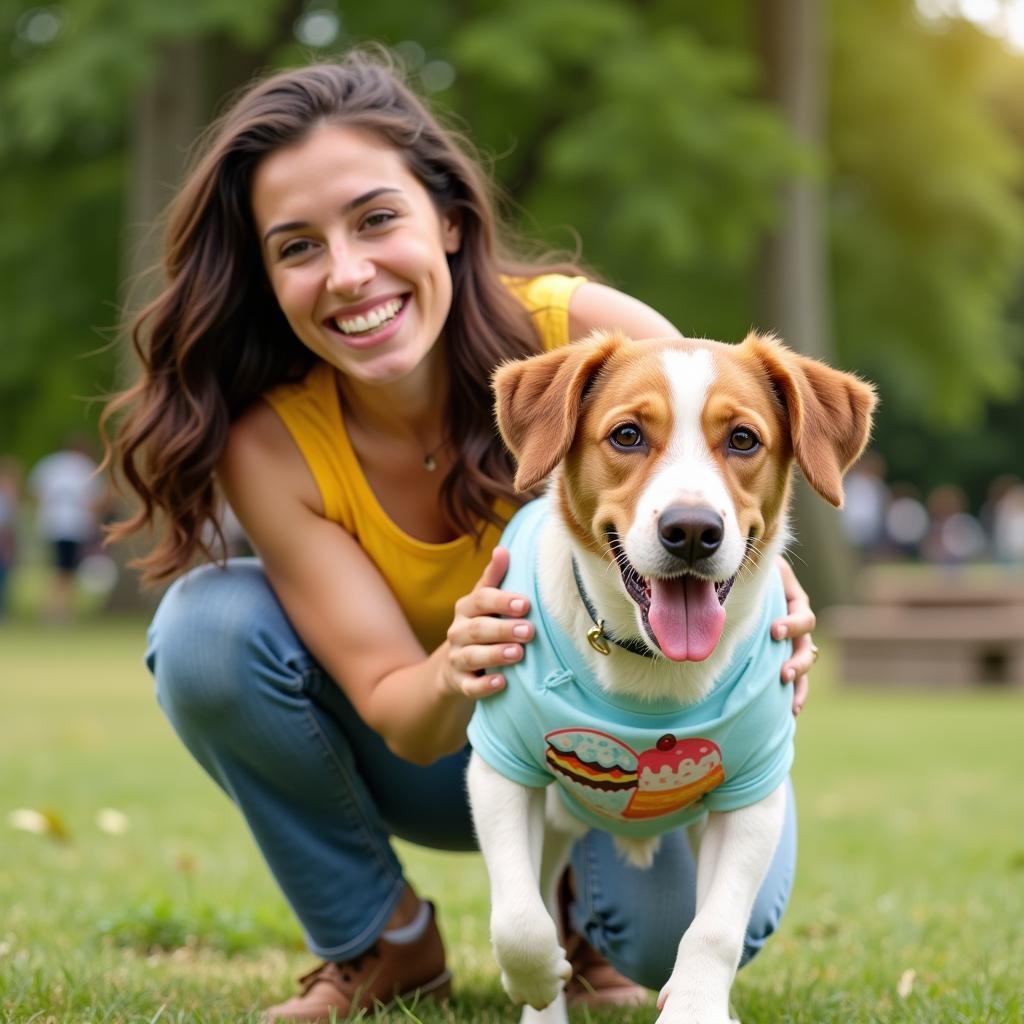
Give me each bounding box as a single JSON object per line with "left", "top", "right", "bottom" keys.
{"left": 422, "top": 437, "right": 447, "bottom": 472}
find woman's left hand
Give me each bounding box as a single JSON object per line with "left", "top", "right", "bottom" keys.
{"left": 773, "top": 557, "right": 817, "bottom": 716}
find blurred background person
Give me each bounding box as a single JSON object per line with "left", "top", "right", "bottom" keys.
{"left": 27, "top": 434, "right": 106, "bottom": 622}
{"left": 0, "top": 457, "right": 21, "bottom": 619}
{"left": 989, "top": 478, "right": 1024, "bottom": 567}
{"left": 841, "top": 450, "right": 890, "bottom": 561}
{"left": 921, "top": 484, "right": 986, "bottom": 568}
{"left": 883, "top": 482, "right": 931, "bottom": 561}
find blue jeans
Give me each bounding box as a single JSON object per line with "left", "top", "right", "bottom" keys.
{"left": 146, "top": 559, "right": 797, "bottom": 988}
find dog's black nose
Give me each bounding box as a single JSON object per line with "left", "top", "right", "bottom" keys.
{"left": 658, "top": 506, "right": 724, "bottom": 564}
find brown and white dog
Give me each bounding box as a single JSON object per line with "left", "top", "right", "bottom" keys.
{"left": 467, "top": 331, "right": 875, "bottom": 1024}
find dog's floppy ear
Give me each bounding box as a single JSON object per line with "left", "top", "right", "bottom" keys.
{"left": 494, "top": 330, "right": 626, "bottom": 492}
{"left": 742, "top": 332, "right": 877, "bottom": 508}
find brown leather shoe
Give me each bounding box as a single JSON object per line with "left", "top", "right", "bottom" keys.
{"left": 264, "top": 902, "right": 451, "bottom": 1022}
{"left": 558, "top": 872, "right": 651, "bottom": 1009}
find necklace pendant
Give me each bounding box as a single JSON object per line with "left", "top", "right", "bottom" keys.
{"left": 586, "top": 621, "right": 612, "bottom": 656}
{"left": 423, "top": 454, "right": 437, "bottom": 472}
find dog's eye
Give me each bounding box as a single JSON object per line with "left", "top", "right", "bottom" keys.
{"left": 728, "top": 428, "right": 760, "bottom": 453}
{"left": 609, "top": 423, "right": 645, "bottom": 450}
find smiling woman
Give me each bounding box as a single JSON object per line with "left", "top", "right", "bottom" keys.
{"left": 100, "top": 47, "right": 819, "bottom": 1023}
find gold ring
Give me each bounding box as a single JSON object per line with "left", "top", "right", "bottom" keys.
{"left": 810, "top": 643, "right": 820, "bottom": 664}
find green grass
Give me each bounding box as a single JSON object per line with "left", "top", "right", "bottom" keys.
{"left": 1, "top": 616, "right": 1022, "bottom": 1023}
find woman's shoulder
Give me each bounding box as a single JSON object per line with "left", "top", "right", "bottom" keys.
{"left": 222, "top": 398, "right": 323, "bottom": 515}
{"left": 501, "top": 274, "right": 682, "bottom": 344}
{"left": 566, "top": 282, "right": 681, "bottom": 341}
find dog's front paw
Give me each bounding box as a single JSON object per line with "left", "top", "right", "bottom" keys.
{"left": 655, "top": 972, "right": 738, "bottom": 1024}
{"left": 492, "top": 907, "right": 571, "bottom": 1010}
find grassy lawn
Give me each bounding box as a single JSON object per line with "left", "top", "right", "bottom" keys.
{"left": 1, "top": 615, "right": 1022, "bottom": 1023}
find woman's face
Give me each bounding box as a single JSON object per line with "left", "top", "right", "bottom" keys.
{"left": 251, "top": 123, "right": 461, "bottom": 387}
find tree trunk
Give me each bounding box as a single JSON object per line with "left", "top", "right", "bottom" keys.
{"left": 756, "top": 0, "right": 858, "bottom": 608}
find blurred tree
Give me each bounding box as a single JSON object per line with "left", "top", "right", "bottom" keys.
{"left": 442, "top": 0, "right": 799, "bottom": 337}
{"left": 829, "top": 0, "right": 1024, "bottom": 426}
{"left": 0, "top": 0, "right": 302, "bottom": 466}
{"left": 755, "top": 0, "right": 854, "bottom": 605}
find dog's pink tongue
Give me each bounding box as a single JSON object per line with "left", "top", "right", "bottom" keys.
{"left": 648, "top": 577, "right": 725, "bottom": 662}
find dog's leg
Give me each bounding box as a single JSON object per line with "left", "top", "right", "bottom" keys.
{"left": 656, "top": 784, "right": 787, "bottom": 1024}
{"left": 517, "top": 814, "right": 577, "bottom": 1024}
{"left": 467, "top": 753, "right": 572, "bottom": 1016}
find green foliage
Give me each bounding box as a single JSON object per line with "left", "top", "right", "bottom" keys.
{"left": 0, "top": 147, "right": 124, "bottom": 464}
{"left": 446, "top": 1, "right": 801, "bottom": 337}
{"left": 0, "top": 0, "right": 293, "bottom": 465}
{"left": 830, "top": 0, "right": 1024, "bottom": 425}
{"left": 1, "top": 0, "right": 1023, "bottom": 496}
{"left": 2, "top": 0, "right": 286, "bottom": 157}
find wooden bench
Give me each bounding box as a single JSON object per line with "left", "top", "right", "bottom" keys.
{"left": 824, "top": 571, "right": 1024, "bottom": 688}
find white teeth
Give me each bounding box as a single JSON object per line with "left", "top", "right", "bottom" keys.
{"left": 335, "top": 298, "right": 403, "bottom": 335}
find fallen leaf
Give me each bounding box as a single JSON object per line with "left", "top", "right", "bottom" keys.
{"left": 897, "top": 968, "right": 916, "bottom": 999}
{"left": 96, "top": 808, "right": 130, "bottom": 835}
{"left": 8, "top": 807, "right": 69, "bottom": 842}
{"left": 9, "top": 809, "right": 49, "bottom": 834}
{"left": 174, "top": 852, "right": 197, "bottom": 875}
{"left": 40, "top": 808, "right": 70, "bottom": 842}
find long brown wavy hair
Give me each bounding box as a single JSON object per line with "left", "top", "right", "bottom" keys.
{"left": 103, "top": 48, "right": 586, "bottom": 585}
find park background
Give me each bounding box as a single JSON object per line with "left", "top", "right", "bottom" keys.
{"left": 2, "top": 0, "right": 1024, "bottom": 1021}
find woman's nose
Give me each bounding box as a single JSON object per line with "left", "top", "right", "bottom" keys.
{"left": 325, "top": 241, "right": 374, "bottom": 294}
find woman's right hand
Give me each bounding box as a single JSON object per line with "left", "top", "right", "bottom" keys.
{"left": 444, "top": 547, "right": 534, "bottom": 699}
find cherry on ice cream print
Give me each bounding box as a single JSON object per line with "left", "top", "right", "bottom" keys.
{"left": 623, "top": 734, "right": 725, "bottom": 820}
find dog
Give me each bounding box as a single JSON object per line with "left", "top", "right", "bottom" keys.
{"left": 466, "top": 330, "right": 876, "bottom": 1024}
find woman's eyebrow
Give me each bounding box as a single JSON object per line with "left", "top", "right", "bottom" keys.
{"left": 262, "top": 187, "right": 403, "bottom": 245}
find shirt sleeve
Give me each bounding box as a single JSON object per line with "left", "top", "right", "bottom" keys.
{"left": 701, "top": 734, "right": 794, "bottom": 812}
{"left": 467, "top": 673, "right": 552, "bottom": 789}
{"left": 503, "top": 274, "right": 588, "bottom": 351}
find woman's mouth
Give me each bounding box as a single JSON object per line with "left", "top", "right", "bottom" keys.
{"left": 330, "top": 296, "right": 407, "bottom": 337}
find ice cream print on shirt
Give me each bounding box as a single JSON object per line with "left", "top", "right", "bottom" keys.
{"left": 544, "top": 728, "right": 725, "bottom": 823}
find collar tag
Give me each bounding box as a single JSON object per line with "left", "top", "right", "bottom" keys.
{"left": 586, "top": 621, "right": 612, "bottom": 656}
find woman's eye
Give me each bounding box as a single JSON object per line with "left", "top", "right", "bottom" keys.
{"left": 610, "top": 424, "right": 645, "bottom": 450}
{"left": 728, "top": 428, "right": 760, "bottom": 453}
{"left": 362, "top": 210, "right": 396, "bottom": 229}
{"left": 280, "top": 239, "right": 314, "bottom": 260}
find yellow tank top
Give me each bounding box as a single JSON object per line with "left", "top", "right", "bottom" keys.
{"left": 264, "top": 273, "right": 586, "bottom": 651}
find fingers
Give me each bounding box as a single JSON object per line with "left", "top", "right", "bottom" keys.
{"left": 455, "top": 669, "right": 509, "bottom": 700}
{"left": 458, "top": 585, "right": 530, "bottom": 620}
{"left": 773, "top": 603, "right": 816, "bottom": 643}
{"left": 446, "top": 546, "right": 534, "bottom": 700}
{"left": 477, "top": 545, "right": 511, "bottom": 590}
{"left": 791, "top": 673, "right": 809, "bottom": 716}
{"left": 448, "top": 597, "right": 533, "bottom": 646}
{"left": 456, "top": 549, "right": 529, "bottom": 621}
{"left": 781, "top": 632, "right": 817, "bottom": 715}
{"left": 773, "top": 561, "right": 817, "bottom": 717}
{"left": 448, "top": 629, "right": 531, "bottom": 676}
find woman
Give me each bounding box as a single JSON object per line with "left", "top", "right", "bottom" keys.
{"left": 104, "top": 50, "right": 816, "bottom": 1021}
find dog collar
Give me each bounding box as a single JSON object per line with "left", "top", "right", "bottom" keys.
{"left": 571, "top": 557, "right": 659, "bottom": 660}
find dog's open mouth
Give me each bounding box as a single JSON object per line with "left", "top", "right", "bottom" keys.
{"left": 606, "top": 529, "right": 738, "bottom": 663}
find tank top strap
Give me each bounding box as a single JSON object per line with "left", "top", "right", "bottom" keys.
{"left": 263, "top": 362, "right": 355, "bottom": 529}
